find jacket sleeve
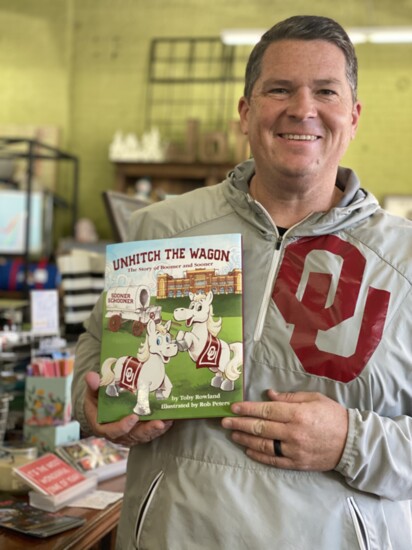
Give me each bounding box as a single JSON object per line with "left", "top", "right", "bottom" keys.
{"left": 71, "top": 294, "right": 105, "bottom": 435}
{"left": 336, "top": 409, "right": 412, "bottom": 501}
{"left": 71, "top": 205, "right": 162, "bottom": 434}
{"left": 336, "top": 289, "right": 412, "bottom": 501}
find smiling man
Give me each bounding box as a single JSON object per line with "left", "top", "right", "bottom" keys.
{"left": 72, "top": 15, "right": 412, "bottom": 550}
{"left": 239, "top": 34, "right": 361, "bottom": 226}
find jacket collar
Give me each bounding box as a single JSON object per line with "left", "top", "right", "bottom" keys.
{"left": 224, "top": 159, "right": 380, "bottom": 236}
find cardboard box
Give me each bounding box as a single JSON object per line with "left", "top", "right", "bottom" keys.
{"left": 24, "top": 421, "right": 80, "bottom": 454}
{"left": 24, "top": 375, "right": 72, "bottom": 426}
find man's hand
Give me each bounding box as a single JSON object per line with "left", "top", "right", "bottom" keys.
{"left": 84, "top": 372, "right": 173, "bottom": 447}
{"left": 221, "top": 389, "right": 348, "bottom": 471}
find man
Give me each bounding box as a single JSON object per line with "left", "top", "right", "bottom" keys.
{"left": 72, "top": 15, "right": 412, "bottom": 549}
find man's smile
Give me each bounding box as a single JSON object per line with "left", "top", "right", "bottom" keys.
{"left": 278, "top": 133, "right": 320, "bottom": 141}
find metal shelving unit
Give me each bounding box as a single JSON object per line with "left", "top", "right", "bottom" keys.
{"left": 0, "top": 138, "right": 79, "bottom": 295}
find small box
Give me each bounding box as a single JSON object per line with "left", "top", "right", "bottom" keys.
{"left": 24, "top": 421, "right": 80, "bottom": 454}
{"left": 24, "top": 375, "right": 73, "bottom": 426}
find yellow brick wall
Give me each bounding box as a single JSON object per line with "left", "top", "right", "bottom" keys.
{"left": 0, "top": 0, "right": 411, "bottom": 238}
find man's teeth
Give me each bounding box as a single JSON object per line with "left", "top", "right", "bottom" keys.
{"left": 281, "top": 134, "right": 318, "bottom": 141}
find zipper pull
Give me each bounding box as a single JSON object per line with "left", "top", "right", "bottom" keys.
{"left": 275, "top": 235, "right": 283, "bottom": 250}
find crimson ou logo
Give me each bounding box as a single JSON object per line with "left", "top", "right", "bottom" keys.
{"left": 207, "top": 346, "right": 218, "bottom": 361}
{"left": 272, "top": 235, "right": 390, "bottom": 383}
{"left": 124, "top": 366, "right": 135, "bottom": 383}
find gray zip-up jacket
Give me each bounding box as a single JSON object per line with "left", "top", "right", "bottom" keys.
{"left": 72, "top": 159, "right": 412, "bottom": 550}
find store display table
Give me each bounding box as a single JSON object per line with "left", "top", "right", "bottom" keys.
{"left": 0, "top": 474, "right": 126, "bottom": 550}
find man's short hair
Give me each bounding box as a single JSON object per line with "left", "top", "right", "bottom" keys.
{"left": 244, "top": 15, "right": 358, "bottom": 102}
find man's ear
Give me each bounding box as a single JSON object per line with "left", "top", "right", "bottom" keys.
{"left": 238, "top": 96, "right": 250, "bottom": 135}
{"left": 351, "top": 100, "right": 362, "bottom": 139}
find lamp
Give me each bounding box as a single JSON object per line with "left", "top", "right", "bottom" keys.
{"left": 220, "top": 29, "right": 264, "bottom": 45}
{"left": 367, "top": 28, "right": 412, "bottom": 43}
{"left": 220, "top": 27, "right": 412, "bottom": 45}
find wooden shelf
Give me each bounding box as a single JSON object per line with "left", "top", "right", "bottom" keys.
{"left": 113, "top": 161, "right": 234, "bottom": 197}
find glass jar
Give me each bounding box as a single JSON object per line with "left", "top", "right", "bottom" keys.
{"left": 0, "top": 443, "right": 38, "bottom": 494}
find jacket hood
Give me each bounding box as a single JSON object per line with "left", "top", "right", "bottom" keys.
{"left": 224, "top": 159, "right": 380, "bottom": 237}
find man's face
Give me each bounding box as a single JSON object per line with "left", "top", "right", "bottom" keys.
{"left": 238, "top": 39, "right": 361, "bottom": 184}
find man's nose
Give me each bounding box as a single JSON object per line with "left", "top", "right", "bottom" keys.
{"left": 286, "top": 89, "right": 317, "bottom": 120}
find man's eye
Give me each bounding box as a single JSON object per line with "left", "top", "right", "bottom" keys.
{"left": 319, "top": 89, "right": 337, "bottom": 96}
{"left": 268, "top": 88, "right": 288, "bottom": 94}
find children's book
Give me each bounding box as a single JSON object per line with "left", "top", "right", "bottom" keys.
{"left": 13, "top": 452, "right": 89, "bottom": 496}
{"left": 98, "top": 233, "right": 243, "bottom": 422}
{"left": 0, "top": 497, "right": 86, "bottom": 538}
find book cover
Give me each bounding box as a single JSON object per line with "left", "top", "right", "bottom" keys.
{"left": 14, "top": 453, "right": 87, "bottom": 496}
{"left": 0, "top": 497, "right": 86, "bottom": 538}
{"left": 98, "top": 233, "right": 243, "bottom": 423}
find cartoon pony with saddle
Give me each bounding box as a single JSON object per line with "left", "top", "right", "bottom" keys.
{"left": 173, "top": 291, "right": 242, "bottom": 391}
{"left": 99, "top": 318, "right": 178, "bottom": 415}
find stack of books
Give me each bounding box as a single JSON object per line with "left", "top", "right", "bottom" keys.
{"left": 0, "top": 496, "right": 86, "bottom": 538}
{"left": 13, "top": 452, "right": 97, "bottom": 512}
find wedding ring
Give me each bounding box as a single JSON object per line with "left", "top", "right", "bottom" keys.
{"left": 273, "top": 439, "right": 283, "bottom": 457}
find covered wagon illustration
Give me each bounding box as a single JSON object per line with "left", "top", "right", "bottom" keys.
{"left": 105, "top": 285, "right": 161, "bottom": 336}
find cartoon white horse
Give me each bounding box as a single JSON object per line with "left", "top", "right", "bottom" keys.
{"left": 99, "top": 319, "right": 178, "bottom": 415}
{"left": 173, "top": 291, "right": 242, "bottom": 391}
